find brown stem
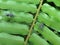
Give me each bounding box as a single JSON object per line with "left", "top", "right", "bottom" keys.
{"left": 24, "top": 0, "right": 43, "bottom": 45}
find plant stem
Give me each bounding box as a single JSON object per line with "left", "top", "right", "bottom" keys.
{"left": 24, "top": 0, "right": 43, "bottom": 45}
